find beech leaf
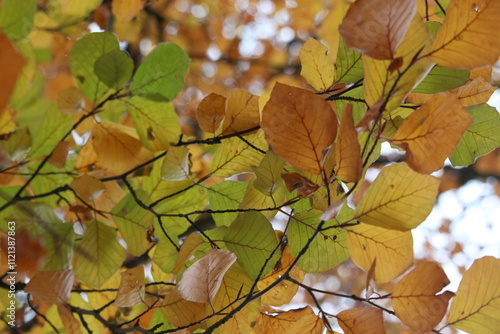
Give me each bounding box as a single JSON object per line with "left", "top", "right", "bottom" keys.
{"left": 451, "top": 76, "right": 497, "bottom": 107}
{"left": 251, "top": 151, "right": 285, "bottom": 196}
{"left": 262, "top": 83, "right": 338, "bottom": 174}
{"left": 112, "top": 0, "right": 144, "bottom": 22}
{"left": 337, "top": 307, "right": 386, "bottom": 334}
{"left": 161, "top": 287, "right": 205, "bottom": 332}
{"left": 161, "top": 146, "right": 190, "bottom": 181}
{"left": 94, "top": 49, "right": 133, "bottom": 90}
{"left": 0, "top": 32, "right": 26, "bottom": 113}
{"left": 113, "top": 266, "right": 145, "bottom": 307}
{"left": 70, "top": 174, "right": 106, "bottom": 202}
{"left": 448, "top": 256, "right": 500, "bottom": 334}
{"left": 392, "top": 261, "right": 454, "bottom": 332}
{"left": 391, "top": 93, "right": 473, "bottom": 174}
{"left": 25, "top": 269, "right": 74, "bottom": 304}
{"left": 354, "top": 163, "right": 439, "bottom": 231}
{"left": 220, "top": 88, "right": 260, "bottom": 136}
{"left": 335, "top": 104, "right": 362, "bottom": 183}
{"left": 428, "top": 0, "right": 500, "bottom": 69}
{"left": 339, "top": 0, "right": 416, "bottom": 60}
{"left": 282, "top": 172, "right": 319, "bottom": 198}
{"left": 196, "top": 93, "right": 226, "bottom": 133}
{"left": 299, "top": 37, "right": 335, "bottom": 91}
{"left": 254, "top": 306, "right": 325, "bottom": 334}
{"left": 177, "top": 248, "right": 237, "bottom": 303}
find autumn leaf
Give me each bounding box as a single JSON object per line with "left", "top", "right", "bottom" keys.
{"left": 335, "top": 104, "right": 362, "bottom": 183}
{"left": 172, "top": 233, "right": 204, "bottom": 275}
{"left": 113, "top": 266, "right": 145, "bottom": 307}
{"left": 451, "top": 76, "right": 497, "bottom": 107}
{"left": 299, "top": 37, "right": 335, "bottom": 91}
{"left": 177, "top": 249, "right": 237, "bottom": 303}
{"left": 354, "top": 163, "right": 439, "bottom": 231}
{"left": 392, "top": 261, "right": 454, "bottom": 332}
{"left": 347, "top": 223, "right": 413, "bottom": 283}
{"left": 254, "top": 306, "right": 325, "bottom": 334}
{"left": 220, "top": 88, "right": 260, "bottom": 136}
{"left": 161, "top": 287, "right": 205, "bottom": 332}
{"left": 57, "top": 304, "right": 81, "bottom": 334}
{"left": 448, "top": 256, "right": 500, "bottom": 334}
{"left": 262, "top": 82, "right": 338, "bottom": 174}
{"left": 112, "top": 0, "right": 144, "bottom": 22}
{"left": 281, "top": 172, "right": 319, "bottom": 198}
{"left": 428, "top": 0, "right": 500, "bottom": 69}
{"left": 337, "top": 307, "right": 386, "bottom": 334}
{"left": 252, "top": 151, "right": 286, "bottom": 196}
{"left": 196, "top": 92, "right": 226, "bottom": 133}
{"left": 339, "top": 0, "right": 416, "bottom": 60}
{"left": 412, "top": 65, "right": 470, "bottom": 94}
{"left": 391, "top": 93, "right": 473, "bottom": 174}
{"left": 25, "top": 269, "right": 74, "bottom": 304}
{"left": 0, "top": 32, "right": 26, "bottom": 113}
{"left": 70, "top": 174, "right": 106, "bottom": 202}
{"left": 161, "top": 146, "right": 190, "bottom": 181}
{"left": 208, "top": 181, "right": 248, "bottom": 227}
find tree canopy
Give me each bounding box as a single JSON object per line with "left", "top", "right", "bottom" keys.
{"left": 0, "top": 0, "right": 500, "bottom": 333}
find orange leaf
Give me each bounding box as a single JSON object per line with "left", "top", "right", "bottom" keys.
{"left": 254, "top": 306, "right": 325, "bottom": 334}
{"left": 221, "top": 88, "right": 260, "bottom": 136}
{"left": 428, "top": 0, "right": 500, "bottom": 69}
{"left": 70, "top": 173, "right": 106, "bottom": 202}
{"left": 335, "top": 104, "right": 362, "bottom": 183}
{"left": 339, "top": 0, "right": 417, "bottom": 60}
{"left": 112, "top": 0, "right": 144, "bottom": 22}
{"left": 392, "top": 262, "right": 454, "bottom": 332}
{"left": 391, "top": 93, "right": 473, "bottom": 174}
{"left": 196, "top": 93, "right": 226, "bottom": 133}
{"left": 262, "top": 83, "right": 338, "bottom": 174}
{"left": 281, "top": 172, "right": 319, "bottom": 198}
{"left": 0, "top": 32, "right": 26, "bottom": 114}
{"left": 113, "top": 266, "right": 145, "bottom": 307}
{"left": 337, "top": 307, "right": 386, "bottom": 334}
{"left": 48, "top": 141, "right": 70, "bottom": 168}
{"left": 177, "top": 249, "right": 237, "bottom": 303}
{"left": 25, "top": 269, "right": 74, "bottom": 304}
{"left": 451, "top": 76, "right": 497, "bottom": 107}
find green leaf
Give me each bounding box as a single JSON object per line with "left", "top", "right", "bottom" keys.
{"left": 112, "top": 191, "right": 154, "bottom": 256}
{"left": 288, "top": 210, "right": 348, "bottom": 273}
{"left": 124, "top": 95, "right": 182, "bottom": 151}
{"left": 412, "top": 65, "right": 469, "bottom": 94}
{"left": 224, "top": 211, "right": 281, "bottom": 280}
{"left": 251, "top": 151, "right": 285, "bottom": 196}
{"left": 0, "top": 0, "right": 36, "bottom": 39}
{"left": 42, "top": 223, "right": 74, "bottom": 271}
{"left": 334, "top": 85, "right": 367, "bottom": 125}
{"left": 152, "top": 232, "right": 179, "bottom": 274}
{"left": 336, "top": 37, "right": 364, "bottom": 84}
{"left": 69, "top": 32, "right": 120, "bottom": 101}
{"left": 130, "top": 43, "right": 190, "bottom": 100}
{"left": 28, "top": 104, "right": 72, "bottom": 159}
{"left": 74, "top": 220, "right": 126, "bottom": 288}
{"left": 94, "top": 50, "right": 134, "bottom": 90}
{"left": 450, "top": 104, "right": 500, "bottom": 166}
{"left": 208, "top": 180, "right": 248, "bottom": 227}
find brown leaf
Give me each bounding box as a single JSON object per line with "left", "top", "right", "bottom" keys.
{"left": 70, "top": 173, "right": 106, "bottom": 202}
{"left": 391, "top": 93, "right": 473, "bottom": 174}
{"left": 196, "top": 93, "right": 226, "bottom": 133}
{"left": 57, "top": 304, "right": 81, "bottom": 334}
{"left": 25, "top": 269, "right": 74, "bottom": 304}
{"left": 337, "top": 307, "right": 386, "bottom": 334}
{"left": 254, "top": 306, "right": 325, "bottom": 334}
{"left": 281, "top": 172, "right": 319, "bottom": 198}
{"left": 335, "top": 104, "right": 362, "bottom": 183}
{"left": 177, "top": 249, "right": 237, "bottom": 303}
{"left": 48, "top": 141, "right": 70, "bottom": 168}
{"left": 113, "top": 266, "right": 145, "bottom": 307}
{"left": 262, "top": 83, "right": 338, "bottom": 174}
{"left": 0, "top": 32, "right": 26, "bottom": 114}
{"left": 392, "top": 262, "right": 454, "bottom": 332}
{"left": 339, "top": 0, "right": 417, "bottom": 60}
{"left": 221, "top": 88, "right": 260, "bottom": 135}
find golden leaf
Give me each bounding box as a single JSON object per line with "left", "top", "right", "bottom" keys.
{"left": 451, "top": 76, "right": 497, "bottom": 106}
{"left": 113, "top": 266, "right": 145, "bottom": 307}
{"left": 262, "top": 82, "right": 338, "bottom": 174}
{"left": 254, "top": 306, "right": 325, "bottom": 334}
{"left": 299, "top": 37, "right": 335, "bottom": 91}
{"left": 448, "top": 256, "right": 500, "bottom": 334}
{"left": 392, "top": 262, "right": 454, "bottom": 332}
{"left": 70, "top": 173, "right": 106, "bottom": 202}
{"left": 220, "top": 88, "right": 260, "bottom": 136}
{"left": 161, "top": 287, "right": 205, "bottom": 332}
{"left": 25, "top": 269, "right": 74, "bottom": 304}
{"left": 391, "top": 93, "right": 473, "bottom": 174}
{"left": 112, "top": 0, "right": 144, "bottom": 23}
{"left": 196, "top": 92, "right": 226, "bottom": 133}
{"left": 339, "top": 0, "right": 416, "bottom": 60}
{"left": 337, "top": 307, "right": 386, "bottom": 334}
{"left": 428, "top": 0, "right": 500, "bottom": 69}
{"left": 335, "top": 104, "right": 362, "bottom": 183}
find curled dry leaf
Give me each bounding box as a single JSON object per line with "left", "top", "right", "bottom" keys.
{"left": 281, "top": 172, "right": 319, "bottom": 198}
{"left": 25, "top": 269, "right": 74, "bottom": 304}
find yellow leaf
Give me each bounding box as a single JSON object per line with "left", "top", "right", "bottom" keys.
{"left": 391, "top": 93, "right": 473, "bottom": 174}
{"left": 113, "top": 266, "right": 145, "bottom": 307}
{"left": 451, "top": 76, "right": 497, "bottom": 106}
{"left": 254, "top": 306, "right": 325, "bottom": 334}
{"left": 364, "top": 14, "right": 434, "bottom": 112}
{"left": 196, "top": 92, "right": 226, "bottom": 133}
{"left": 428, "top": 0, "right": 500, "bottom": 69}
{"left": 0, "top": 32, "right": 26, "bottom": 114}
{"left": 299, "top": 38, "right": 335, "bottom": 91}
{"left": 161, "top": 287, "right": 205, "bottom": 332}
{"left": 172, "top": 233, "right": 204, "bottom": 275}
{"left": 448, "top": 256, "right": 500, "bottom": 334}
{"left": 220, "top": 88, "right": 260, "bottom": 136}
{"left": 112, "top": 0, "right": 144, "bottom": 22}
{"left": 354, "top": 163, "right": 439, "bottom": 231}
{"left": 392, "top": 262, "right": 454, "bottom": 332}
{"left": 91, "top": 121, "right": 154, "bottom": 175}
{"left": 161, "top": 146, "right": 190, "bottom": 181}
{"left": 204, "top": 264, "right": 260, "bottom": 333}
{"left": 262, "top": 83, "right": 338, "bottom": 174}
{"left": 25, "top": 269, "right": 74, "bottom": 304}
{"left": 257, "top": 246, "right": 305, "bottom": 307}
{"left": 70, "top": 173, "right": 106, "bottom": 202}
{"left": 316, "top": 0, "right": 350, "bottom": 60}
{"left": 337, "top": 307, "right": 386, "bottom": 334}
{"left": 339, "top": 0, "right": 416, "bottom": 60}
{"left": 347, "top": 223, "right": 413, "bottom": 283}
{"left": 335, "top": 104, "right": 362, "bottom": 183}
{"left": 238, "top": 178, "right": 287, "bottom": 220}
{"left": 251, "top": 150, "right": 286, "bottom": 196}
{"left": 177, "top": 249, "right": 237, "bottom": 303}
